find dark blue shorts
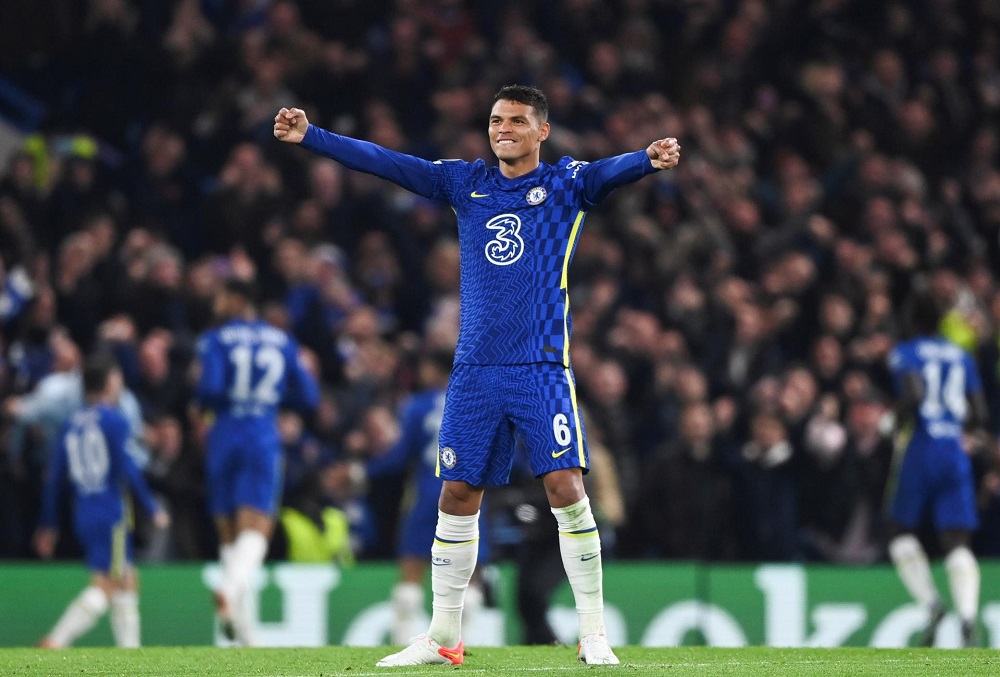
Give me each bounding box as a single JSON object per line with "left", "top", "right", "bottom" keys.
{"left": 206, "top": 424, "right": 283, "bottom": 517}
{"left": 437, "top": 363, "right": 589, "bottom": 487}
{"left": 76, "top": 517, "right": 132, "bottom": 576}
{"left": 889, "top": 436, "right": 978, "bottom": 531}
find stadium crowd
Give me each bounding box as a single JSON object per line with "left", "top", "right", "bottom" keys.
{"left": 1, "top": 0, "right": 1000, "bottom": 566}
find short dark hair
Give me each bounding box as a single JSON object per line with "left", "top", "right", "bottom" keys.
{"left": 904, "top": 290, "right": 943, "bottom": 337}
{"left": 224, "top": 277, "right": 258, "bottom": 305}
{"left": 493, "top": 85, "right": 548, "bottom": 122}
{"left": 82, "top": 353, "right": 119, "bottom": 395}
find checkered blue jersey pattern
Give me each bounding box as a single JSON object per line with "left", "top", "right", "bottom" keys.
{"left": 195, "top": 319, "right": 319, "bottom": 423}
{"left": 300, "top": 126, "right": 657, "bottom": 365}
{"left": 888, "top": 336, "right": 981, "bottom": 445}
{"left": 40, "top": 405, "right": 158, "bottom": 530}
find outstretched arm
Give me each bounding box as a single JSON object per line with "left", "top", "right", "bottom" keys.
{"left": 274, "top": 108, "right": 450, "bottom": 201}
{"left": 578, "top": 137, "right": 681, "bottom": 207}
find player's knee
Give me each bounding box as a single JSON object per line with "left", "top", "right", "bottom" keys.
{"left": 541, "top": 468, "right": 585, "bottom": 508}
{"left": 438, "top": 481, "right": 483, "bottom": 515}
{"left": 80, "top": 586, "right": 111, "bottom": 616}
{"left": 888, "top": 533, "right": 924, "bottom": 562}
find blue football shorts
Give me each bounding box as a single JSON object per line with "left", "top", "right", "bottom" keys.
{"left": 437, "top": 363, "right": 589, "bottom": 487}
{"left": 206, "top": 422, "right": 283, "bottom": 517}
{"left": 75, "top": 515, "right": 132, "bottom": 577}
{"left": 889, "top": 436, "right": 978, "bottom": 531}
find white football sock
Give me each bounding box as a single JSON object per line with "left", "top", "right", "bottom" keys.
{"left": 945, "top": 546, "right": 980, "bottom": 623}
{"left": 220, "top": 543, "right": 235, "bottom": 573}
{"left": 552, "top": 496, "right": 605, "bottom": 638}
{"left": 391, "top": 581, "right": 425, "bottom": 645}
{"left": 110, "top": 590, "right": 141, "bottom": 648}
{"left": 223, "top": 530, "right": 268, "bottom": 646}
{"left": 47, "top": 586, "right": 109, "bottom": 647}
{"left": 888, "top": 534, "right": 941, "bottom": 608}
{"left": 428, "top": 511, "right": 478, "bottom": 648}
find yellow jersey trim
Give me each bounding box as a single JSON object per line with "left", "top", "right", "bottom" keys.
{"left": 561, "top": 211, "right": 586, "bottom": 366}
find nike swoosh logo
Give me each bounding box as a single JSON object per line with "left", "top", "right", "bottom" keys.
{"left": 580, "top": 553, "right": 599, "bottom": 562}
{"left": 437, "top": 643, "right": 464, "bottom": 665}
{"left": 551, "top": 448, "right": 572, "bottom": 458}
{"left": 471, "top": 191, "right": 490, "bottom": 198}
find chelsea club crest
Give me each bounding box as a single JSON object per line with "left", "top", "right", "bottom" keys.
{"left": 526, "top": 186, "right": 547, "bottom": 205}
{"left": 440, "top": 446, "right": 457, "bottom": 469}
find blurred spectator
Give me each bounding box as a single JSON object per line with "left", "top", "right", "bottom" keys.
{"left": 1, "top": 0, "right": 1000, "bottom": 565}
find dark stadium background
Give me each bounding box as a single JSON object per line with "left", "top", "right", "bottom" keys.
{"left": 0, "top": 0, "right": 999, "bottom": 575}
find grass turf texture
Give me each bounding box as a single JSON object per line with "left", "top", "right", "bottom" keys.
{"left": 0, "top": 646, "right": 996, "bottom": 676}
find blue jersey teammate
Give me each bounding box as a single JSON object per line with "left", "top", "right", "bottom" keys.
{"left": 886, "top": 293, "right": 989, "bottom": 647}
{"left": 275, "top": 85, "right": 681, "bottom": 666}
{"left": 195, "top": 278, "right": 319, "bottom": 645}
{"left": 35, "top": 355, "right": 168, "bottom": 648}
{"left": 365, "top": 350, "right": 490, "bottom": 645}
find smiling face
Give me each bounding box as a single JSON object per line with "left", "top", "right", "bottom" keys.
{"left": 488, "top": 99, "right": 550, "bottom": 177}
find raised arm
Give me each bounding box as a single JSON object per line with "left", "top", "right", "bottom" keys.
{"left": 577, "top": 137, "right": 681, "bottom": 207}
{"left": 274, "top": 107, "right": 451, "bottom": 201}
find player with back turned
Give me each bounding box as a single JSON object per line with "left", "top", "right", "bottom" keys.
{"left": 275, "top": 85, "right": 680, "bottom": 666}
{"left": 885, "top": 291, "right": 991, "bottom": 647}
{"left": 195, "top": 278, "right": 319, "bottom": 646}
{"left": 34, "top": 354, "right": 169, "bottom": 648}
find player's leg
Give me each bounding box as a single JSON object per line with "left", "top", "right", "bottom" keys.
{"left": 40, "top": 574, "right": 112, "bottom": 648}
{"left": 543, "top": 468, "right": 617, "bottom": 664}
{"left": 110, "top": 567, "right": 141, "bottom": 648}
{"left": 940, "top": 529, "right": 980, "bottom": 647}
{"left": 108, "top": 522, "right": 141, "bottom": 648}
{"left": 888, "top": 523, "right": 945, "bottom": 646}
{"left": 391, "top": 499, "right": 435, "bottom": 645}
{"left": 377, "top": 482, "right": 483, "bottom": 667}
{"left": 391, "top": 556, "right": 427, "bottom": 645}
{"left": 217, "top": 440, "right": 280, "bottom": 647}
{"left": 212, "top": 515, "right": 238, "bottom": 641}
{"left": 206, "top": 437, "right": 241, "bottom": 640}
{"left": 377, "top": 365, "right": 500, "bottom": 667}
{"left": 886, "top": 445, "right": 944, "bottom": 645}
{"left": 40, "top": 525, "right": 115, "bottom": 648}
{"left": 935, "top": 455, "right": 981, "bottom": 647}
{"left": 513, "top": 363, "right": 617, "bottom": 664}
{"left": 223, "top": 506, "right": 274, "bottom": 647}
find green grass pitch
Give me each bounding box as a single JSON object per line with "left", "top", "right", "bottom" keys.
{"left": 0, "top": 646, "right": 997, "bottom": 676}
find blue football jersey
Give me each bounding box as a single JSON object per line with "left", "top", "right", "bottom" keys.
{"left": 888, "top": 337, "right": 982, "bottom": 443}
{"left": 40, "top": 405, "right": 158, "bottom": 530}
{"left": 195, "top": 318, "right": 320, "bottom": 422}
{"left": 300, "top": 127, "right": 657, "bottom": 365}
{"left": 366, "top": 388, "right": 445, "bottom": 504}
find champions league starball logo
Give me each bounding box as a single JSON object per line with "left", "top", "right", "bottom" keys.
{"left": 484, "top": 213, "right": 525, "bottom": 265}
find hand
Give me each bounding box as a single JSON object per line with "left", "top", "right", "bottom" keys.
{"left": 34, "top": 528, "right": 57, "bottom": 559}
{"left": 647, "top": 137, "right": 681, "bottom": 170}
{"left": 273, "top": 107, "right": 310, "bottom": 144}
{"left": 153, "top": 509, "right": 171, "bottom": 530}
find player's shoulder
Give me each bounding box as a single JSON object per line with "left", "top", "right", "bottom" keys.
{"left": 888, "top": 340, "right": 915, "bottom": 368}
{"left": 91, "top": 404, "right": 128, "bottom": 434}
{"left": 195, "top": 327, "right": 220, "bottom": 352}
{"left": 433, "top": 157, "right": 482, "bottom": 176}
{"left": 554, "top": 156, "right": 590, "bottom": 177}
